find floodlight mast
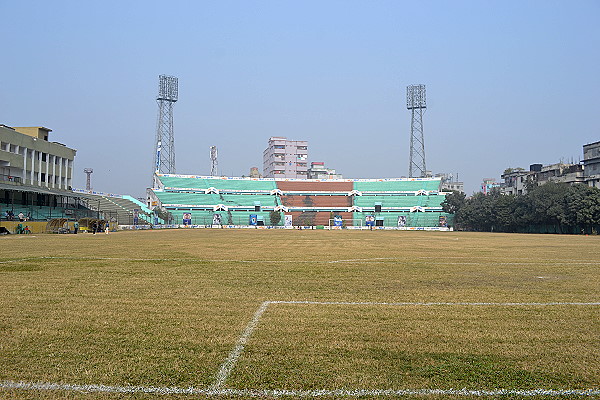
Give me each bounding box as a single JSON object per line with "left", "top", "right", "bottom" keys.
{"left": 153, "top": 75, "right": 178, "bottom": 182}
{"left": 84, "top": 168, "right": 93, "bottom": 191}
{"left": 210, "top": 146, "right": 218, "bottom": 176}
{"left": 406, "top": 84, "right": 427, "bottom": 178}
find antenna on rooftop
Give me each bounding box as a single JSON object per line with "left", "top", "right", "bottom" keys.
{"left": 84, "top": 168, "right": 93, "bottom": 191}
{"left": 407, "top": 84, "right": 427, "bottom": 178}
{"left": 210, "top": 146, "right": 218, "bottom": 176}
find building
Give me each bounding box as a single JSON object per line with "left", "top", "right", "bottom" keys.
{"left": 262, "top": 137, "right": 308, "bottom": 178}
{"left": 583, "top": 141, "right": 600, "bottom": 188}
{"left": 1, "top": 125, "right": 76, "bottom": 190}
{"left": 249, "top": 167, "right": 261, "bottom": 178}
{"left": 481, "top": 178, "right": 501, "bottom": 194}
{"left": 537, "top": 162, "right": 584, "bottom": 185}
{"left": 436, "top": 173, "right": 464, "bottom": 193}
{"left": 501, "top": 162, "right": 585, "bottom": 195}
{"left": 501, "top": 167, "right": 533, "bottom": 195}
{"left": 307, "top": 162, "right": 343, "bottom": 179}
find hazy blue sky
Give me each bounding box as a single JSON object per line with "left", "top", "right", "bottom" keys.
{"left": 2, "top": 1, "right": 599, "bottom": 196}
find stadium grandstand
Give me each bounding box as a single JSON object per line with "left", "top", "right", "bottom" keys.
{"left": 148, "top": 174, "right": 453, "bottom": 228}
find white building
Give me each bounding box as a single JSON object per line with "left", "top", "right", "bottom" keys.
{"left": 307, "top": 162, "right": 343, "bottom": 179}
{"left": 262, "top": 137, "right": 308, "bottom": 178}
{"left": 0, "top": 125, "right": 76, "bottom": 190}
{"left": 583, "top": 141, "right": 600, "bottom": 188}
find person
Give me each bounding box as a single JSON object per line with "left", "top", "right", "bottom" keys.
{"left": 105, "top": 222, "right": 110, "bottom": 234}
{"left": 3, "top": 211, "right": 8, "bottom": 220}
{"left": 73, "top": 221, "right": 79, "bottom": 234}
{"left": 18, "top": 212, "right": 25, "bottom": 222}
{"left": 92, "top": 221, "right": 97, "bottom": 235}
{"left": 24, "top": 226, "right": 31, "bottom": 234}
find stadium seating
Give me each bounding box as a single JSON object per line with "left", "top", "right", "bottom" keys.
{"left": 150, "top": 174, "right": 451, "bottom": 228}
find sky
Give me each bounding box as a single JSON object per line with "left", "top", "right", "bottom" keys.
{"left": 1, "top": 1, "right": 599, "bottom": 196}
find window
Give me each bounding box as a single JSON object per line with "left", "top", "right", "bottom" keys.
{"left": 297, "top": 146, "right": 307, "bottom": 150}
{"left": 274, "top": 145, "right": 285, "bottom": 149}
{"left": 42, "top": 153, "right": 47, "bottom": 162}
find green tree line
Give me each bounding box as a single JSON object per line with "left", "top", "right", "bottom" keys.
{"left": 442, "top": 182, "right": 600, "bottom": 234}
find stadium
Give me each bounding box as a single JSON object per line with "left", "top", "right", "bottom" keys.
{"left": 1, "top": 90, "right": 598, "bottom": 400}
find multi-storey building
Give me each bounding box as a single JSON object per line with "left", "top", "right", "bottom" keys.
{"left": 583, "top": 141, "right": 600, "bottom": 188}
{"left": 435, "top": 173, "right": 464, "bottom": 193}
{"left": 0, "top": 125, "right": 76, "bottom": 190}
{"left": 262, "top": 137, "right": 308, "bottom": 178}
{"left": 501, "top": 167, "right": 532, "bottom": 195}
{"left": 307, "top": 162, "right": 342, "bottom": 179}
{"left": 481, "top": 178, "right": 501, "bottom": 194}
{"left": 501, "top": 162, "right": 585, "bottom": 195}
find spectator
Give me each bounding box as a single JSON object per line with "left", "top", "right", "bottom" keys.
{"left": 18, "top": 212, "right": 25, "bottom": 222}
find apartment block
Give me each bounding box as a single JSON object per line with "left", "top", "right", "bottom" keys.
{"left": 262, "top": 137, "right": 308, "bottom": 178}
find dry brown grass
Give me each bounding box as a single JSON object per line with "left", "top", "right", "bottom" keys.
{"left": 0, "top": 229, "right": 599, "bottom": 399}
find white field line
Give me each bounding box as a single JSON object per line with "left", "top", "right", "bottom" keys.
{"left": 272, "top": 301, "right": 600, "bottom": 306}
{"left": 210, "top": 301, "right": 600, "bottom": 390}
{"left": 2, "top": 255, "right": 600, "bottom": 265}
{"left": 2, "top": 301, "right": 600, "bottom": 397}
{"left": 2, "top": 381, "right": 600, "bottom": 397}
{"left": 209, "top": 300, "right": 271, "bottom": 390}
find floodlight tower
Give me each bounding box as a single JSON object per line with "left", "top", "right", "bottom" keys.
{"left": 84, "top": 168, "right": 93, "bottom": 191}
{"left": 406, "top": 84, "right": 427, "bottom": 178}
{"left": 153, "top": 75, "right": 178, "bottom": 177}
{"left": 210, "top": 146, "right": 218, "bottom": 176}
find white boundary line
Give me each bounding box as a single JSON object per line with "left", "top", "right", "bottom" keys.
{"left": 2, "top": 300, "right": 599, "bottom": 397}
{"left": 210, "top": 301, "right": 270, "bottom": 391}
{"left": 2, "top": 255, "right": 600, "bottom": 265}
{"left": 1, "top": 382, "right": 600, "bottom": 397}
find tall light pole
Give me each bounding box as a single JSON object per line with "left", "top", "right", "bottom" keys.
{"left": 407, "top": 84, "right": 427, "bottom": 178}
{"left": 210, "top": 146, "right": 218, "bottom": 176}
{"left": 153, "top": 75, "right": 178, "bottom": 179}
{"left": 84, "top": 168, "right": 93, "bottom": 191}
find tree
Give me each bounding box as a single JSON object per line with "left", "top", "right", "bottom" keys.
{"left": 269, "top": 210, "right": 282, "bottom": 226}
{"left": 564, "top": 184, "right": 600, "bottom": 233}
{"left": 441, "top": 191, "right": 466, "bottom": 215}
{"left": 525, "top": 182, "right": 569, "bottom": 232}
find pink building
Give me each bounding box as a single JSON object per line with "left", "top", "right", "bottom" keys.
{"left": 262, "top": 137, "right": 308, "bottom": 178}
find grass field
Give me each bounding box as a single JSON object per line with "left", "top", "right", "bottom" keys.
{"left": 0, "top": 229, "right": 599, "bottom": 399}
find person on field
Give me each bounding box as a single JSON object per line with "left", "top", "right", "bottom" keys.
{"left": 105, "top": 222, "right": 109, "bottom": 234}
{"left": 73, "top": 221, "right": 79, "bottom": 234}
{"left": 92, "top": 221, "right": 97, "bottom": 235}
